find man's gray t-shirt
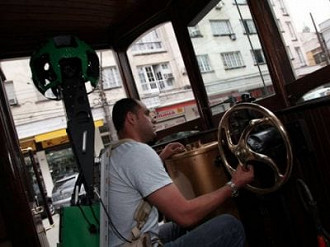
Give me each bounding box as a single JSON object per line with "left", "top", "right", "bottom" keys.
{"left": 107, "top": 140, "right": 172, "bottom": 246}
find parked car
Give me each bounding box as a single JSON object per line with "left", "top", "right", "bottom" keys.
{"left": 51, "top": 173, "right": 85, "bottom": 211}
{"left": 302, "top": 87, "right": 330, "bottom": 101}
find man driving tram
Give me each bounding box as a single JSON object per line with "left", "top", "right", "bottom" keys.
{"left": 103, "top": 98, "right": 254, "bottom": 246}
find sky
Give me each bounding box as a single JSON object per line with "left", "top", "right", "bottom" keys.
{"left": 285, "top": 0, "right": 330, "bottom": 32}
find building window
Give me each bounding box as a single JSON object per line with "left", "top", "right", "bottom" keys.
{"left": 241, "top": 19, "right": 257, "bottom": 34}
{"left": 188, "top": 25, "right": 202, "bottom": 38}
{"left": 221, "top": 51, "right": 245, "bottom": 69}
{"left": 101, "top": 66, "right": 122, "bottom": 89}
{"left": 314, "top": 52, "right": 327, "bottom": 64}
{"left": 286, "top": 22, "right": 297, "bottom": 40}
{"left": 4, "top": 80, "right": 18, "bottom": 105}
{"left": 131, "top": 30, "right": 163, "bottom": 54}
{"left": 215, "top": 1, "right": 224, "bottom": 9}
{"left": 277, "top": 19, "right": 284, "bottom": 32}
{"left": 210, "top": 20, "right": 234, "bottom": 36}
{"left": 295, "top": 47, "right": 306, "bottom": 66}
{"left": 196, "top": 55, "right": 212, "bottom": 73}
{"left": 286, "top": 46, "right": 294, "bottom": 60}
{"left": 279, "top": 0, "right": 289, "bottom": 15}
{"left": 251, "top": 49, "right": 266, "bottom": 65}
{"left": 233, "top": 0, "right": 247, "bottom": 5}
{"left": 99, "top": 125, "right": 111, "bottom": 147}
{"left": 137, "top": 63, "right": 174, "bottom": 94}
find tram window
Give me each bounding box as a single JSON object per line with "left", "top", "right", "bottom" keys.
{"left": 271, "top": 0, "right": 330, "bottom": 79}
{"left": 127, "top": 23, "right": 199, "bottom": 132}
{"left": 189, "top": 0, "right": 274, "bottom": 116}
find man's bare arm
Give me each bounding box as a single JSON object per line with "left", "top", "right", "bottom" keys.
{"left": 147, "top": 165, "right": 254, "bottom": 227}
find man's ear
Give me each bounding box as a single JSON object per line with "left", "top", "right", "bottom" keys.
{"left": 126, "top": 111, "right": 136, "bottom": 125}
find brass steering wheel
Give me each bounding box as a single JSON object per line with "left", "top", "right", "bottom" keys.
{"left": 217, "top": 103, "right": 293, "bottom": 194}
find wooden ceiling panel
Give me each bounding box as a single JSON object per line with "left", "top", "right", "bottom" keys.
{"left": 0, "top": 0, "right": 177, "bottom": 59}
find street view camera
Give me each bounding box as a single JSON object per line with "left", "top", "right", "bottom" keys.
{"left": 30, "top": 35, "right": 100, "bottom": 201}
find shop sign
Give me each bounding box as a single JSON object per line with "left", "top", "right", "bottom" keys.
{"left": 156, "top": 107, "right": 184, "bottom": 121}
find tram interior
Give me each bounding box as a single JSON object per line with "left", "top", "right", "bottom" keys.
{"left": 1, "top": 0, "right": 330, "bottom": 247}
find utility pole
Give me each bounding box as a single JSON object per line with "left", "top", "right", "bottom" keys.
{"left": 99, "top": 52, "right": 118, "bottom": 141}
{"left": 310, "top": 12, "right": 330, "bottom": 65}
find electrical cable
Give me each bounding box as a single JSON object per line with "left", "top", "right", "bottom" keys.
{"left": 234, "top": 0, "right": 268, "bottom": 95}
{"left": 87, "top": 196, "right": 100, "bottom": 225}
{"left": 77, "top": 204, "right": 98, "bottom": 234}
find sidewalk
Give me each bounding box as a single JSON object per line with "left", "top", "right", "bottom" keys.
{"left": 43, "top": 213, "right": 60, "bottom": 247}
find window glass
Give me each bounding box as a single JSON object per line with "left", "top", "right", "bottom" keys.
{"left": 189, "top": 0, "right": 274, "bottom": 115}
{"left": 221, "top": 51, "right": 245, "bottom": 69}
{"left": 277, "top": 19, "right": 284, "bottom": 32}
{"left": 188, "top": 25, "right": 203, "bottom": 38}
{"left": 241, "top": 19, "right": 257, "bottom": 34}
{"left": 286, "top": 21, "right": 297, "bottom": 40}
{"left": 278, "top": 0, "right": 289, "bottom": 15}
{"left": 127, "top": 23, "right": 198, "bottom": 131}
{"left": 233, "top": 0, "right": 247, "bottom": 5}
{"left": 130, "top": 30, "right": 164, "bottom": 54}
{"left": 90, "top": 49, "right": 127, "bottom": 141}
{"left": 45, "top": 147, "right": 78, "bottom": 183}
{"left": 210, "top": 20, "right": 234, "bottom": 36}
{"left": 197, "top": 55, "right": 212, "bottom": 73}
{"left": 101, "top": 66, "right": 122, "bottom": 89}
{"left": 286, "top": 46, "right": 293, "bottom": 60}
{"left": 271, "top": 0, "right": 330, "bottom": 79}
{"left": 4, "top": 80, "right": 18, "bottom": 105}
{"left": 251, "top": 49, "right": 266, "bottom": 65}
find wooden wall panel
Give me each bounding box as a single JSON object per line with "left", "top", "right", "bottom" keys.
{"left": 279, "top": 99, "right": 330, "bottom": 231}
